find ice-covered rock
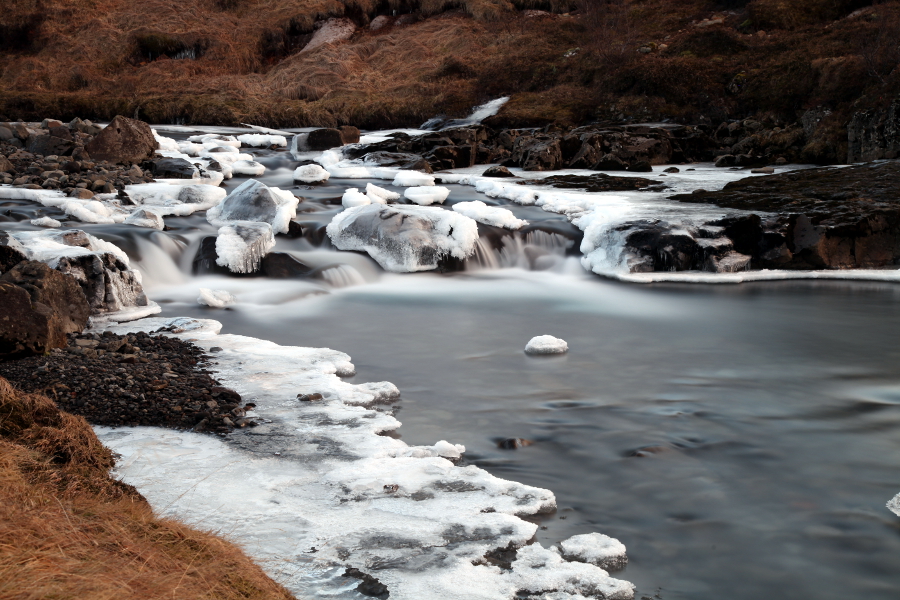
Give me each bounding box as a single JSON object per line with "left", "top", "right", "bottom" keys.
{"left": 231, "top": 160, "right": 266, "bottom": 176}
{"left": 326, "top": 204, "right": 480, "bottom": 272}
{"left": 342, "top": 188, "right": 371, "bottom": 208}
{"left": 393, "top": 170, "right": 435, "bottom": 187}
{"left": 889, "top": 493, "right": 900, "bottom": 517}
{"left": 207, "top": 179, "right": 299, "bottom": 234}
{"left": 557, "top": 533, "right": 628, "bottom": 571}
{"left": 123, "top": 208, "right": 164, "bottom": 230}
{"left": 30, "top": 216, "right": 61, "bottom": 228}
{"left": 187, "top": 133, "right": 241, "bottom": 148}
{"left": 197, "top": 288, "right": 237, "bottom": 308}
{"left": 525, "top": 335, "right": 568, "bottom": 355}
{"left": 452, "top": 200, "right": 528, "bottom": 229}
{"left": 10, "top": 229, "right": 157, "bottom": 319}
{"left": 95, "top": 315, "right": 634, "bottom": 600}
{"left": 293, "top": 164, "right": 330, "bottom": 184}
{"left": 215, "top": 222, "right": 275, "bottom": 274}
{"left": 237, "top": 133, "right": 287, "bottom": 148}
{"left": 366, "top": 182, "right": 400, "bottom": 202}
{"left": 404, "top": 185, "right": 450, "bottom": 205}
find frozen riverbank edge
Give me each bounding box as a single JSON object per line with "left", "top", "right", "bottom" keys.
{"left": 94, "top": 316, "right": 635, "bottom": 600}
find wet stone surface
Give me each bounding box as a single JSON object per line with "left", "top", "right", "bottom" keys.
{"left": 0, "top": 330, "right": 254, "bottom": 433}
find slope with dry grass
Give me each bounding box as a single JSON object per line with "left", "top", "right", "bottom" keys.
{"left": 0, "top": 0, "right": 898, "bottom": 136}
{"left": 0, "top": 376, "right": 296, "bottom": 600}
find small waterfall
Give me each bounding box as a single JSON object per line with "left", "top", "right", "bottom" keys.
{"left": 134, "top": 233, "right": 188, "bottom": 288}
{"left": 320, "top": 264, "right": 366, "bottom": 288}
{"left": 466, "top": 231, "right": 574, "bottom": 272}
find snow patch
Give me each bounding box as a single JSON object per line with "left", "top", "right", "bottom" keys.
{"left": 525, "top": 335, "right": 568, "bottom": 355}
{"left": 558, "top": 533, "right": 628, "bottom": 571}
{"left": 404, "top": 185, "right": 450, "bottom": 205}
{"left": 393, "top": 170, "right": 435, "bottom": 187}
{"left": 452, "top": 200, "right": 528, "bottom": 229}
{"left": 237, "top": 133, "right": 287, "bottom": 148}
{"left": 293, "top": 164, "right": 330, "bottom": 184}
{"left": 30, "top": 216, "right": 61, "bottom": 228}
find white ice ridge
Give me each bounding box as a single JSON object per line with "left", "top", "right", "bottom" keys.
{"left": 888, "top": 493, "right": 900, "bottom": 517}
{"left": 404, "top": 185, "right": 450, "bottom": 205}
{"left": 327, "top": 204, "right": 480, "bottom": 272}
{"left": 215, "top": 221, "right": 275, "bottom": 274}
{"left": 94, "top": 316, "right": 634, "bottom": 600}
{"left": 197, "top": 288, "right": 237, "bottom": 308}
{"left": 525, "top": 335, "right": 569, "bottom": 355}
{"left": 237, "top": 133, "right": 288, "bottom": 147}
{"left": 30, "top": 216, "right": 61, "bottom": 228}
{"left": 293, "top": 163, "right": 330, "bottom": 184}
{"left": 452, "top": 200, "right": 528, "bottom": 230}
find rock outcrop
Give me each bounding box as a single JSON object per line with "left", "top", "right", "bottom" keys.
{"left": 847, "top": 97, "right": 900, "bottom": 163}
{"left": 85, "top": 115, "right": 157, "bottom": 164}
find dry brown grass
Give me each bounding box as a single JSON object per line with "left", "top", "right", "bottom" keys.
{"left": 0, "top": 377, "right": 296, "bottom": 600}
{"left": 1, "top": 0, "right": 898, "bottom": 128}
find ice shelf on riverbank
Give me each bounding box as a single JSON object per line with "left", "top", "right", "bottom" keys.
{"left": 94, "top": 316, "right": 635, "bottom": 600}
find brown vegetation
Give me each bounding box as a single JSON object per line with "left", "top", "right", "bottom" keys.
{"left": 0, "top": 376, "right": 295, "bottom": 600}
{"left": 0, "top": 0, "right": 898, "bottom": 130}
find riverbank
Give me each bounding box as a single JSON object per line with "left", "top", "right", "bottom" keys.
{"left": 0, "top": 376, "right": 296, "bottom": 600}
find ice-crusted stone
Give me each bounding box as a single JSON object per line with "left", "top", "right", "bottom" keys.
{"left": 10, "top": 229, "right": 155, "bottom": 317}
{"left": 94, "top": 316, "right": 634, "bottom": 600}
{"left": 30, "top": 216, "right": 61, "bottom": 228}
{"left": 452, "top": 200, "right": 528, "bottom": 230}
{"left": 237, "top": 133, "right": 287, "bottom": 147}
{"left": 207, "top": 179, "right": 298, "bottom": 234}
{"left": 197, "top": 288, "right": 237, "bottom": 308}
{"left": 525, "top": 335, "right": 568, "bottom": 355}
{"left": 558, "top": 533, "right": 628, "bottom": 571}
{"left": 231, "top": 160, "right": 266, "bottom": 176}
{"left": 404, "top": 185, "right": 450, "bottom": 205}
{"left": 215, "top": 221, "right": 275, "bottom": 274}
{"left": 293, "top": 164, "right": 330, "bottom": 184}
{"left": 124, "top": 208, "right": 164, "bottom": 230}
{"left": 326, "top": 204, "right": 480, "bottom": 272}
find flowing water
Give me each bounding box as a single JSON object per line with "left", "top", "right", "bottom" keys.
{"left": 2, "top": 124, "right": 899, "bottom": 600}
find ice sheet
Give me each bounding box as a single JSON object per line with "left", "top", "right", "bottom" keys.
{"left": 94, "top": 316, "right": 634, "bottom": 600}
{"left": 238, "top": 133, "right": 288, "bottom": 147}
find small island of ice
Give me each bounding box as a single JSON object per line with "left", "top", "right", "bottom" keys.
{"left": 557, "top": 532, "right": 628, "bottom": 571}
{"left": 889, "top": 493, "right": 900, "bottom": 517}
{"left": 197, "top": 288, "right": 237, "bottom": 308}
{"left": 525, "top": 335, "right": 569, "bottom": 355}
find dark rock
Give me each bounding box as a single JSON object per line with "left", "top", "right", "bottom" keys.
{"left": 49, "top": 126, "right": 73, "bottom": 141}
{"left": 513, "top": 136, "right": 563, "bottom": 171}
{"left": 0, "top": 261, "right": 90, "bottom": 335}
{"left": 0, "top": 231, "right": 28, "bottom": 272}
{"left": 714, "top": 154, "right": 736, "bottom": 167}
{"left": 497, "top": 438, "right": 533, "bottom": 449}
{"left": 847, "top": 97, "right": 900, "bottom": 162}
{"left": 306, "top": 128, "right": 345, "bottom": 151}
{"left": 343, "top": 568, "right": 389, "bottom": 599}
{"left": 261, "top": 252, "right": 311, "bottom": 278}
{"left": 85, "top": 115, "right": 156, "bottom": 164}
{"left": 27, "top": 134, "right": 74, "bottom": 157}
{"left": 664, "top": 166, "right": 680, "bottom": 173}
{"left": 192, "top": 237, "right": 231, "bottom": 275}
{"left": 520, "top": 173, "right": 667, "bottom": 193}
{"left": 481, "top": 165, "right": 515, "bottom": 177}
{"left": 151, "top": 157, "right": 198, "bottom": 179}
{"left": 361, "top": 151, "right": 432, "bottom": 173}
{"left": 593, "top": 153, "right": 628, "bottom": 171}
{"left": 0, "top": 281, "right": 66, "bottom": 358}
{"left": 0, "top": 155, "right": 13, "bottom": 174}
{"left": 627, "top": 160, "right": 653, "bottom": 172}
{"left": 55, "top": 253, "right": 149, "bottom": 314}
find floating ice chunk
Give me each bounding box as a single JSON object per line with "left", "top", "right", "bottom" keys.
{"left": 557, "top": 533, "right": 628, "bottom": 571}
{"left": 366, "top": 182, "right": 400, "bottom": 202}
{"left": 207, "top": 179, "right": 299, "bottom": 234}
{"left": 124, "top": 208, "right": 164, "bottom": 230}
{"left": 197, "top": 288, "right": 237, "bottom": 308}
{"left": 393, "top": 170, "right": 435, "bottom": 187}
{"left": 342, "top": 188, "right": 371, "bottom": 208}
{"left": 238, "top": 133, "right": 287, "bottom": 148}
{"left": 293, "top": 164, "right": 330, "bottom": 184}
{"left": 215, "top": 221, "right": 275, "bottom": 274}
{"left": 326, "top": 204, "right": 479, "bottom": 272}
{"left": 452, "top": 200, "right": 528, "bottom": 229}
{"left": 506, "top": 544, "right": 635, "bottom": 600}
{"left": 889, "top": 493, "right": 900, "bottom": 517}
{"left": 525, "top": 335, "right": 568, "bottom": 355}
{"left": 432, "top": 440, "right": 465, "bottom": 459}
{"left": 30, "top": 216, "right": 61, "bottom": 228}
{"left": 231, "top": 160, "right": 266, "bottom": 176}
{"left": 404, "top": 185, "right": 450, "bottom": 205}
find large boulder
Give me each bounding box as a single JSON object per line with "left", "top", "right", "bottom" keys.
{"left": 0, "top": 260, "right": 90, "bottom": 335}
{"left": 206, "top": 180, "right": 298, "bottom": 234}
{"left": 55, "top": 253, "right": 150, "bottom": 314}
{"left": 0, "top": 281, "right": 66, "bottom": 358}
{"left": 326, "top": 204, "right": 479, "bottom": 272}
{"left": 85, "top": 116, "right": 157, "bottom": 164}
{"left": 306, "top": 128, "right": 345, "bottom": 151}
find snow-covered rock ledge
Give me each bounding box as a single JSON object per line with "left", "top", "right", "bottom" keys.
{"left": 94, "top": 316, "right": 635, "bottom": 600}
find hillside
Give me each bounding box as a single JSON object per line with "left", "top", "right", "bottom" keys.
{"left": 1, "top": 0, "right": 899, "bottom": 158}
